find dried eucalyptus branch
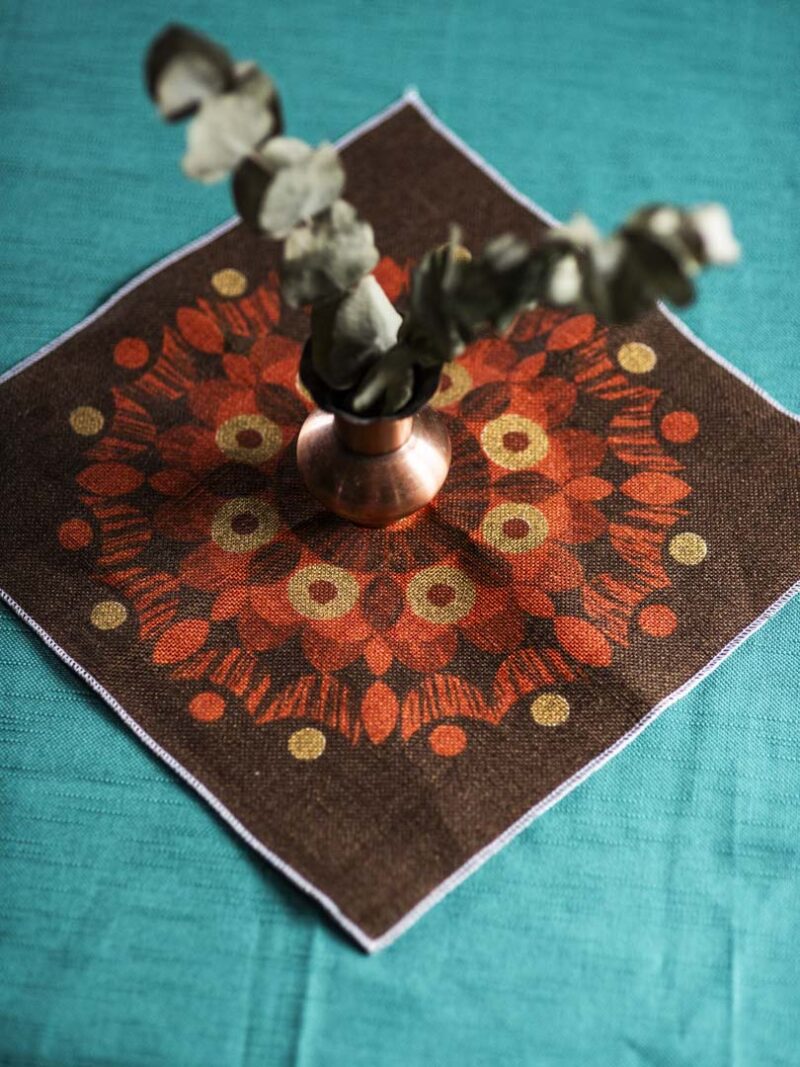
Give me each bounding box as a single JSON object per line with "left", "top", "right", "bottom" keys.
{"left": 146, "top": 25, "right": 740, "bottom": 419}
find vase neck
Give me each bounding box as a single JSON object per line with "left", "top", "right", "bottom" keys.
{"left": 333, "top": 414, "right": 413, "bottom": 455}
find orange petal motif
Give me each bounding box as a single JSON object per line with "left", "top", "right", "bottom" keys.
{"left": 361, "top": 682, "right": 399, "bottom": 744}
{"left": 188, "top": 379, "right": 257, "bottom": 426}
{"left": 237, "top": 605, "right": 296, "bottom": 651}
{"left": 508, "top": 351, "right": 547, "bottom": 381}
{"left": 155, "top": 490, "right": 218, "bottom": 544}
{"left": 565, "top": 475, "right": 613, "bottom": 501}
{"left": 480, "top": 338, "right": 520, "bottom": 374}
{"left": 464, "top": 604, "right": 525, "bottom": 651}
{"left": 522, "top": 376, "right": 578, "bottom": 429}
{"left": 539, "top": 495, "right": 608, "bottom": 544}
{"left": 210, "top": 586, "right": 248, "bottom": 620}
{"left": 177, "top": 307, "right": 224, "bottom": 354}
{"left": 391, "top": 630, "right": 457, "bottom": 674}
{"left": 546, "top": 314, "right": 596, "bottom": 351}
{"left": 554, "top": 616, "right": 613, "bottom": 666}
{"left": 621, "top": 473, "right": 691, "bottom": 505}
{"left": 77, "top": 462, "right": 143, "bottom": 496}
{"left": 248, "top": 584, "right": 299, "bottom": 625}
{"left": 364, "top": 637, "right": 393, "bottom": 675}
{"left": 302, "top": 628, "right": 365, "bottom": 672}
{"left": 149, "top": 468, "right": 198, "bottom": 496}
{"left": 153, "top": 619, "right": 209, "bottom": 665}
{"left": 158, "top": 424, "right": 221, "bottom": 473}
{"left": 221, "top": 353, "right": 256, "bottom": 387}
{"left": 534, "top": 543, "right": 585, "bottom": 591}
{"left": 514, "top": 587, "right": 555, "bottom": 617}
{"left": 537, "top": 428, "right": 606, "bottom": 481}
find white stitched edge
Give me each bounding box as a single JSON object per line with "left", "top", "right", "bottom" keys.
{"left": 2, "top": 90, "right": 799, "bottom": 954}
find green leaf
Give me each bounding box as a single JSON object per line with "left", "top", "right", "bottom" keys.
{"left": 145, "top": 24, "right": 235, "bottom": 121}
{"left": 182, "top": 93, "right": 276, "bottom": 183}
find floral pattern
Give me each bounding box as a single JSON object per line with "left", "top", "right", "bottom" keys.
{"left": 67, "top": 258, "right": 699, "bottom": 757}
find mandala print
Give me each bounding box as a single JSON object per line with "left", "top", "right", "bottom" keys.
{"left": 61, "top": 258, "right": 705, "bottom": 760}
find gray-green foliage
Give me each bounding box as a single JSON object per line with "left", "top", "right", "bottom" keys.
{"left": 146, "top": 25, "right": 739, "bottom": 417}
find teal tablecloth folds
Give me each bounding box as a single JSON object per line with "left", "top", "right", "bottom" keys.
{"left": 2, "top": 1, "right": 800, "bottom": 1062}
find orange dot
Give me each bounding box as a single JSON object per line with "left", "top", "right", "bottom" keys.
{"left": 429, "top": 723, "right": 467, "bottom": 757}
{"left": 153, "top": 619, "right": 210, "bottom": 665}
{"left": 114, "top": 337, "right": 149, "bottom": 369}
{"left": 58, "top": 518, "right": 92, "bottom": 550}
{"left": 189, "top": 692, "right": 226, "bottom": 722}
{"left": 661, "top": 411, "right": 699, "bottom": 443}
{"left": 639, "top": 604, "right": 678, "bottom": 637}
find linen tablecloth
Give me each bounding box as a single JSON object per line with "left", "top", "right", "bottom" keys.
{"left": 2, "top": 1, "right": 799, "bottom": 1063}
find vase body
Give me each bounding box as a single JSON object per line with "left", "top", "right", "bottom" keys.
{"left": 296, "top": 406, "right": 451, "bottom": 526}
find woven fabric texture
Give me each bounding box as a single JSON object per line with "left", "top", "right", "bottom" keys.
{"left": 2, "top": 1, "right": 799, "bottom": 1064}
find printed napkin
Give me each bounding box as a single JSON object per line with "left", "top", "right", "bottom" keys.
{"left": 3, "top": 95, "right": 800, "bottom": 950}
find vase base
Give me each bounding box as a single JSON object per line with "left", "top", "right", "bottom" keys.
{"left": 296, "top": 407, "right": 451, "bottom": 527}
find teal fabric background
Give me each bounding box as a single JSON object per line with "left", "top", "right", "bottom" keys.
{"left": 2, "top": 1, "right": 799, "bottom": 1063}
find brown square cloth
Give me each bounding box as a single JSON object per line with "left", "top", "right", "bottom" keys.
{"left": 3, "top": 94, "right": 800, "bottom": 951}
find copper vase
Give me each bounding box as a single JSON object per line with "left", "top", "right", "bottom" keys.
{"left": 296, "top": 406, "right": 451, "bottom": 526}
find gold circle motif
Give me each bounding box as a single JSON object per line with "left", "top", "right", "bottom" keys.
{"left": 211, "top": 268, "right": 248, "bottom": 297}
{"left": 90, "top": 600, "right": 127, "bottom": 630}
{"left": 288, "top": 727, "right": 326, "bottom": 760}
{"left": 211, "top": 497, "right": 278, "bottom": 553}
{"left": 288, "top": 564, "right": 359, "bottom": 621}
{"left": 69, "top": 406, "right": 105, "bottom": 436}
{"left": 407, "top": 565, "right": 476, "bottom": 624}
{"left": 531, "top": 693, "right": 570, "bottom": 726}
{"left": 215, "top": 414, "right": 283, "bottom": 464}
{"left": 669, "top": 532, "right": 707, "bottom": 565}
{"left": 430, "top": 362, "right": 473, "bottom": 408}
{"left": 481, "top": 414, "right": 549, "bottom": 469}
{"left": 481, "top": 502, "right": 549, "bottom": 554}
{"left": 618, "top": 342, "right": 657, "bottom": 374}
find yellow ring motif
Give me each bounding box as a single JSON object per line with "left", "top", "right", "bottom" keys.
{"left": 215, "top": 414, "right": 283, "bottom": 465}
{"left": 430, "top": 362, "right": 473, "bottom": 409}
{"left": 288, "top": 564, "right": 359, "bottom": 621}
{"left": 406, "top": 565, "right": 476, "bottom": 624}
{"left": 211, "top": 497, "right": 278, "bottom": 553}
{"left": 481, "top": 502, "right": 549, "bottom": 554}
{"left": 481, "top": 413, "right": 549, "bottom": 469}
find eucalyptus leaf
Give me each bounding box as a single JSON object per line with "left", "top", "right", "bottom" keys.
{"left": 335, "top": 274, "right": 402, "bottom": 352}
{"left": 281, "top": 199, "right": 379, "bottom": 306}
{"left": 689, "top": 204, "right": 740, "bottom": 265}
{"left": 310, "top": 275, "right": 402, "bottom": 394}
{"left": 146, "top": 24, "right": 234, "bottom": 121}
{"left": 350, "top": 346, "right": 415, "bottom": 415}
{"left": 182, "top": 92, "right": 275, "bottom": 183}
{"left": 256, "top": 140, "right": 345, "bottom": 238}
{"left": 233, "top": 61, "right": 277, "bottom": 109}
{"left": 145, "top": 25, "right": 741, "bottom": 422}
